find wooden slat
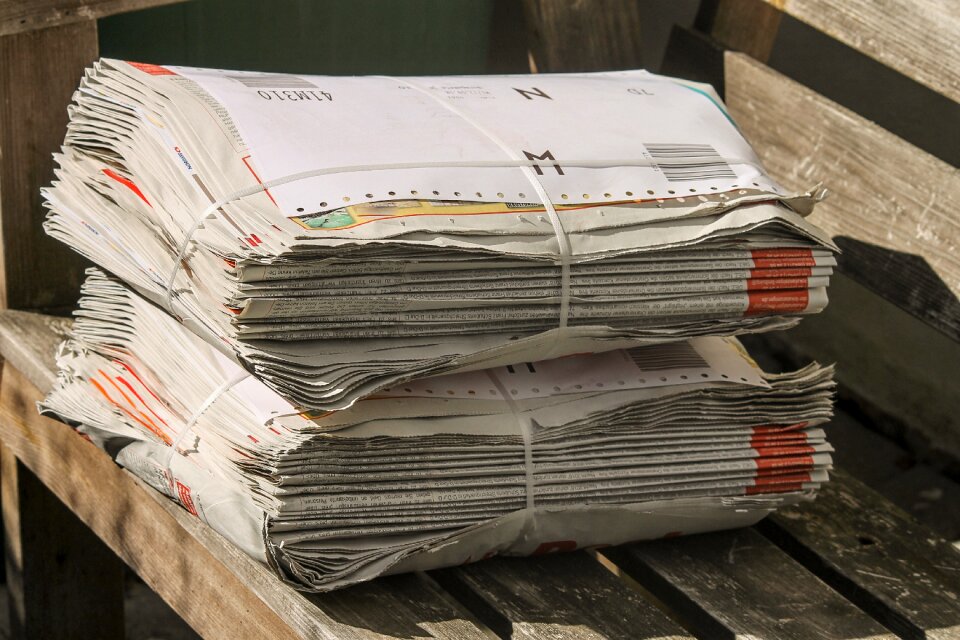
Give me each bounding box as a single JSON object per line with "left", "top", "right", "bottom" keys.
{"left": 660, "top": 25, "right": 725, "bottom": 95}
{"left": 0, "top": 310, "right": 68, "bottom": 391}
{"left": 761, "top": 469, "right": 960, "bottom": 639}
{"left": 697, "top": 0, "right": 782, "bottom": 62}
{"left": 758, "top": 0, "right": 960, "bottom": 104}
{"left": 754, "top": 273, "right": 960, "bottom": 462}
{"left": 0, "top": 22, "right": 95, "bottom": 311}
{"left": 0, "top": 314, "right": 492, "bottom": 640}
{"left": 602, "top": 527, "right": 895, "bottom": 639}
{"left": 725, "top": 52, "right": 960, "bottom": 341}
{"left": 522, "top": 0, "right": 643, "bottom": 72}
{"left": 0, "top": 0, "right": 188, "bottom": 36}
{"left": 432, "top": 553, "right": 692, "bottom": 640}
{"left": 2, "top": 442, "right": 125, "bottom": 639}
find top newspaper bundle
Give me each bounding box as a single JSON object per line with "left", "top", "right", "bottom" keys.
{"left": 42, "top": 59, "right": 837, "bottom": 412}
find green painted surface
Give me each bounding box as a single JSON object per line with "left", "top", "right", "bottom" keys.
{"left": 98, "top": 0, "right": 495, "bottom": 75}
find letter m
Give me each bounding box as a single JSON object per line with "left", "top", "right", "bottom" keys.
{"left": 523, "top": 149, "right": 564, "bottom": 176}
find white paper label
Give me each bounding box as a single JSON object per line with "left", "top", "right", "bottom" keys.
{"left": 167, "top": 66, "right": 780, "bottom": 216}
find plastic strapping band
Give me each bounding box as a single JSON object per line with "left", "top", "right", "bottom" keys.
{"left": 486, "top": 370, "right": 536, "bottom": 518}
{"left": 378, "top": 75, "right": 573, "bottom": 328}
{"left": 166, "top": 369, "right": 250, "bottom": 461}
{"left": 161, "top": 158, "right": 761, "bottom": 316}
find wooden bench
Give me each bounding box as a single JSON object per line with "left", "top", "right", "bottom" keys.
{"left": 0, "top": 1, "right": 958, "bottom": 638}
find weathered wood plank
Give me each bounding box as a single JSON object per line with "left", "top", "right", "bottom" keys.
{"left": 522, "top": 0, "right": 643, "bottom": 72}
{"left": 432, "top": 553, "right": 692, "bottom": 640}
{"left": 660, "top": 25, "right": 726, "bottom": 98}
{"left": 2, "top": 441, "right": 125, "bottom": 640}
{"left": 0, "top": 357, "right": 491, "bottom": 639}
{"left": 602, "top": 527, "right": 895, "bottom": 639}
{"left": 0, "top": 22, "right": 94, "bottom": 311}
{"left": 757, "top": 0, "right": 960, "bottom": 103}
{"left": 0, "top": 310, "right": 68, "bottom": 391}
{"left": 697, "top": 0, "right": 782, "bottom": 62}
{"left": 760, "top": 469, "right": 960, "bottom": 639}
{"left": 725, "top": 52, "right": 960, "bottom": 341}
{"left": 751, "top": 273, "right": 960, "bottom": 462}
{"left": 0, "top": 0, "right": 187, "bottom": 36}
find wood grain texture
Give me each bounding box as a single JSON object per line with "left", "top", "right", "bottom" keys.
{"left": 725, "top": 52, "right": 960, "bottom": 341}
{"left": 698, "top": 0, "right": 782, "bottom": 62}
{"left": 0, "top": 21, "right": 94, "bottom": 311}
{"left": 0, "top": 0, "right": 187, "bottom": 36}
{"left": 522, "top": 0, "right": 644, "bottom": 72}
{"left": 432, "top": 553, "right": 692, "bottom": 640}
{"left": 0, "top": 354, "right": 492, "bottom": 639}
{"left": 0, "top": 310, "right": 68, "bottom": 391}
{"left": 602, "top": 527, "right": 895, "bottom": 639}
{"left": 1, "top": 442, "right": 125, "bottom": 640}
{"left": 762, "top": 469, "right": 960, "bottom": 639}
{"left": 763, "top": 0, "right": 960, "bottom": 103}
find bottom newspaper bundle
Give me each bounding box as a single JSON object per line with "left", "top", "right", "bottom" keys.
{"left": 41, "top": 273, "right": 835, "bottom": 591}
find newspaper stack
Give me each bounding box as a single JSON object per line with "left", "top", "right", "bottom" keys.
{"left": 41, "top": 271, "right": 834, "bottom": 591}
{"left": 42, "top": 59, "right": 837, "bottom": 411}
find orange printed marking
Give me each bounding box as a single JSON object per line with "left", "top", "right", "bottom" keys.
{"left": 751, "top": 248, "right": 814, "bottom": 259}
{"left": 749, "top": 267, "right": 813, "bottom": 279}
{"left": 116, "top": 376, "right": 169, "bottom": 428}
{"left": 89, "top": 377, "right": 172, "bottom": 445}
{"left": 755, "top": 454, "right": 814, "bottom": 471}
{"left": 116, "top": 361, "right": 164, "bottom": 405}
{"left": 102, "top": 169, "right": 151, "bottom": 206}
{"left": 753, "top": 445, "right": 816, "bottom": 458}
{"left": 747, "top": 277, "right": 809, "bottom": 291}
{"left": 126, "top": 61, "right": 176, "bottom": 76}
{"left": 745, "top": 289, "right": 809, "bottom": 316}
{"left": 752, "top": 257, "right": 818, "bottom": 268}
{"left": 750, "top": 422, "right": 809, "bottom": 434}
{"left": 99, "top": 370, "right": 165, "bottom": 436}
{"left": 175, "top": 481, "right": 199, "bottom": 516}
{"left": 750, "top": 436, "right": 811, "bottom": 448}
{"left": 241, "top": 155, "right": 278, "bottom": 207}
{"left": 746, "top": 474, "right": 810, "bottom": 495}
{"left": 751, "top": 427, "right": 809, "bottom": 445}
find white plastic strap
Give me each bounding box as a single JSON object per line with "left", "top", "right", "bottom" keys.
{"left": 162, "top": 155, "right": 761, "bottom": 317}
{"left": 167, "top": 369, "right": 250, "bottom": 460}
{"left": 486, "top": 370, "right": 536, "bottom": 517}
{"left": 380, "top": 75, "right": 574, "bottom": 328}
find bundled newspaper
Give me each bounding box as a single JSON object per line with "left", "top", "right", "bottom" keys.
{"left": 42, "top": 59, "right": 837, "bottom": 411}
{"left": 41, "top": 271, "right": 834, "bottom": 591}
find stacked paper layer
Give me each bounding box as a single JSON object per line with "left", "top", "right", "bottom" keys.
{"left": 42, "top": 60, "right": 837, "bottom": 411}
{"left": 41, "top": 272, "right": 834, "bottom": 591}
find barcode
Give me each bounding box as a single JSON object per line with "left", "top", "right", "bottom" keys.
{"left": 227, "top": 74, "right": 316, "bottom": 89}
{"left": 644, "top": 143, "right": 736, "bottom": 182}
{"left": 626, "top": 342, "right": 708, "bottom": 370}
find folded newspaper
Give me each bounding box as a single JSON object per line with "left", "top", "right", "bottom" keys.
{"left": 41, "top": 271, "right": 834, "bottom": 591}
{"left": 42, "top": 59, "right": 838, "bottom": 411}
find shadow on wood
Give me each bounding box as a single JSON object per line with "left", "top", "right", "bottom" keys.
{"left": 834, "top": 237, "right": 960, "bottom": 343}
